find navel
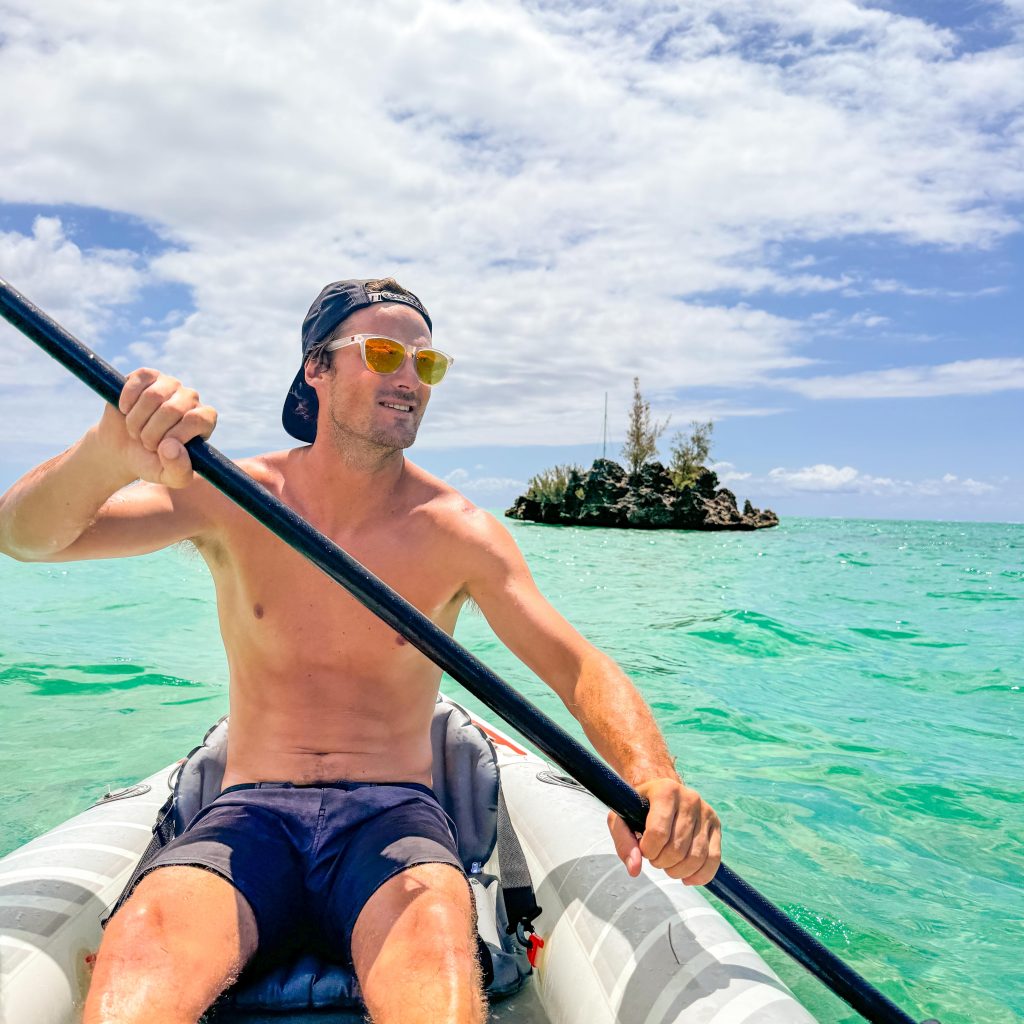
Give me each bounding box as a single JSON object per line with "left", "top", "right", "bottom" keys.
{"left": 253, "top": 603, "right": 264, "bottom": 619}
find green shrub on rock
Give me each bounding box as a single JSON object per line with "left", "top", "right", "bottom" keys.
{"left": 525, "top": 464, "right": 582, "bottom": 504}
{"left": 669, "top": 420, "right": 714, "bottom": 490}
{"left": 621, "top": 377, "right": 670, "bottom": 475}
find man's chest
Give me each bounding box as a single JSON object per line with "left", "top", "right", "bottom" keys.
{"left": 203, "top": 514, "right": 467, "bottom": 667}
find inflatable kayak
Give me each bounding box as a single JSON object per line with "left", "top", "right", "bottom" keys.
{"left": 0, "top": 696, "right": 816, "bottom": 1023}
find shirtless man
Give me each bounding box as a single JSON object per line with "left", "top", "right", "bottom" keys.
{"left": 0, "top": 278, "right": 722, "bottom": 1024}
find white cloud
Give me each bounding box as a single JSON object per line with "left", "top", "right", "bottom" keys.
{"left": 444, "top": 467, "right": 524, "bottom": 495}
{"left": 929, "top": 473, "right": 997, "bottom": 497}
{"left": 847, "top": 312, "right": 890, "bottom": 329}
{"left": 767, "top": 464, "right": 893, "bottom": 492}
{"left": 0, "top": 217, "right": 149, "bottom": 444}
{"left": 759, "top": 463, "right": 998, "bottom": 495}
{"left": 711, "top": 460, "right": 752, "bottom": 486}
{"left": 859, "top": 279, "right": 1006, "bottom": 299}
{"left": 778, "top": 358, "right": 1024, "bottom": 399}
{"left": 0, "top": 2, "right": 1021, "bottom": 450}
{"left": 0, "top": 217, "right": 144, "bottom": 344}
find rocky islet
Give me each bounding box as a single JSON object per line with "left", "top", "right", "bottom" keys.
{"left": 505, "top": 458, "right": 778, "bottom": 531}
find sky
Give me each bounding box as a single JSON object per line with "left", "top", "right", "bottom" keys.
{"left": 0, "top": 0, "right": 1021, "bottom": 522}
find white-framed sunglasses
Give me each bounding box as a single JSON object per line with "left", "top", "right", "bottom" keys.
{"left": 326, "top": 334, "right": 454, "bottom": 386}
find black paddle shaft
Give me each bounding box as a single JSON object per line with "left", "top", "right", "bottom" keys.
{"left": 0, "top": 276, "right": 937, "bottom": 1024}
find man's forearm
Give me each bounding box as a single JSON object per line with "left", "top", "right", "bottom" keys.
{"left": 566, "top": 648, "right": 680, "bottom": 786}
{"left": 0, "top": 427, "right": 134, "bottom": 560}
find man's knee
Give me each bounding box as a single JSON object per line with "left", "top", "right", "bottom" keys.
{"left": 104, "top": 866, "right": 256, "bottom": 961}
{"left": 84, "top": 866, "right": 257, "bottom": 1023}
{"left": 101, "top": 872, "right": 180, "bottom": 966}
{"left": 352, "top": 863, "right": 480, "bottom": 985}
{"left": 357, "top": 863, "right": 474, "bottom": 937}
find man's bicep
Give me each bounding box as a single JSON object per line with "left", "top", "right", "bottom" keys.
{"left": 466, "top": 522, "right": 593, "bottom": 700}
{"left": 43, "top": 481, "right": 211, "bottom": 562}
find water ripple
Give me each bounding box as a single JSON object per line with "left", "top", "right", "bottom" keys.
{"left": 1, "top": 518, "right": 1021, "bottom": 1022}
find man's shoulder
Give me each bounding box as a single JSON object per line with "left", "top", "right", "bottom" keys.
{"left": 404, "top": 463, "right": 517, "bottom": 562}
{"left": 233, "top": 449, "right": 293, "bottom": 492}
{"left": 404, "top": 462, "right": 487, "bottom": 531}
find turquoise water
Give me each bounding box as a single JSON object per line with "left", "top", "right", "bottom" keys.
{"left": 1, "top": 516, "right": 1021, "bottom": 1022}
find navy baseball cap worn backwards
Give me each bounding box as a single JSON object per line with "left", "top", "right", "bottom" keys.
{"left": 282, "top": 278, "right": 433, "bottom": 443}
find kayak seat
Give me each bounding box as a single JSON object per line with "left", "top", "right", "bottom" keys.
{"left": 108, "top": 697, "right": 534, "bottom": 1013}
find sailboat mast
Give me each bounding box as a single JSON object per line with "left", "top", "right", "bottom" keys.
{"left": 602, "top": 391, "right": 608, "bottom": 458}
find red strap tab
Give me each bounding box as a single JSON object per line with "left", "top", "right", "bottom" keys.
{"left": 527, "top": 933, "right": 545, "bottom": 968}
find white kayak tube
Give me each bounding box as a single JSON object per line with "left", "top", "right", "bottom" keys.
{"left": 0, "top": 701, "right": 816, "bottom": 1024}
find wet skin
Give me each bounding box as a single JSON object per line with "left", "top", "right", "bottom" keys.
{"left": 195, "top": 446, "right": 480, "bottom": 790}
{"left": 0, "top": 300, "right": 722, "bottom": 1024}
{"left": 0, "top": 300, "right": 721, "bottom": 885}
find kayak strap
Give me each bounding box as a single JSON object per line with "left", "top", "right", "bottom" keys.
{"left": 496, "top": 788, "right": 542, "bottom": 938}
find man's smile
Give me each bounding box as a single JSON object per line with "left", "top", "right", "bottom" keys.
{"left": 379, "top": 400, "right": 415, "bottom": 414}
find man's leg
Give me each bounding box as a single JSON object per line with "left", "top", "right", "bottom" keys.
{"left": 84, "top": 866, "right": 258, "bottom": 1024}
{"left": 351, "top": 863, "right": 486, "bottom": 1024}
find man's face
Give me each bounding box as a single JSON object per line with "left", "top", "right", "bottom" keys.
{"left": 305, "top": 302, "right": 433, "bottom": 452}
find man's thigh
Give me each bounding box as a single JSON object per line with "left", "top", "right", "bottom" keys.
{"left": 351, "top": 863, "right": 484, "bottom": 1024}
{"left": 141, "top": 787, "right": 313, "bottom": 964}
{"left": 84, "top": 865, "right": 258, "bottom": 1023}
{"left": 315, "top": 783, "right": 466, "bottom": 961}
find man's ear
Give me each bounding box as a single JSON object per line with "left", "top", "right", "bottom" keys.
{"left": 304, "top": 357, "right": 329, "bottom": 388}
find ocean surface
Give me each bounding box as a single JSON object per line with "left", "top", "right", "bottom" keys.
{"left": 1, "top": 516, "right": 1020, "bottom": 1022}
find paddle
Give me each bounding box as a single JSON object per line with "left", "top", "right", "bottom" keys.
{"left": 0, "top": 276, "right": 938, "bottom": 1024}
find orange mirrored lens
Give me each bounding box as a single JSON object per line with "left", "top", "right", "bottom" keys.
{"left": 415, "top": 349, "right": 449, "bottom": 385}
{"left": 363, "top": 337, "right": 405, "bottom": 374}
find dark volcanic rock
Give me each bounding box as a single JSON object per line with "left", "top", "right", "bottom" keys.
{"left": 565, "top": 458, "right": 631, "bottom": 527}
{"left": 743, "top": 498, "right": 780, "bottom": 529}
{"left": 623, "top": 462, "right": 676, "bottom": 528}
{"left": 699, "top": 487, "right": 747, "bottom": 529}
{"left": 691, "top": 467, "right": 720, "bottom": 498}
{"left": 506, "top": 459, "right": 778, "bottom": 531}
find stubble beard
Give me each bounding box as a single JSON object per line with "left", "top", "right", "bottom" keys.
{"left": 327, "top": 395, "right": 421, "bottom": 462}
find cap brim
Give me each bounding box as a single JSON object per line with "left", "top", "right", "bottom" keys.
{"left": 282, "top": 365, "right": 318, "bottom": 443}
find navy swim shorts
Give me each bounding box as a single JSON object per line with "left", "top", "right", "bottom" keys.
{"left": 139, "top": 780, "right": 465, "bottom": 966}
